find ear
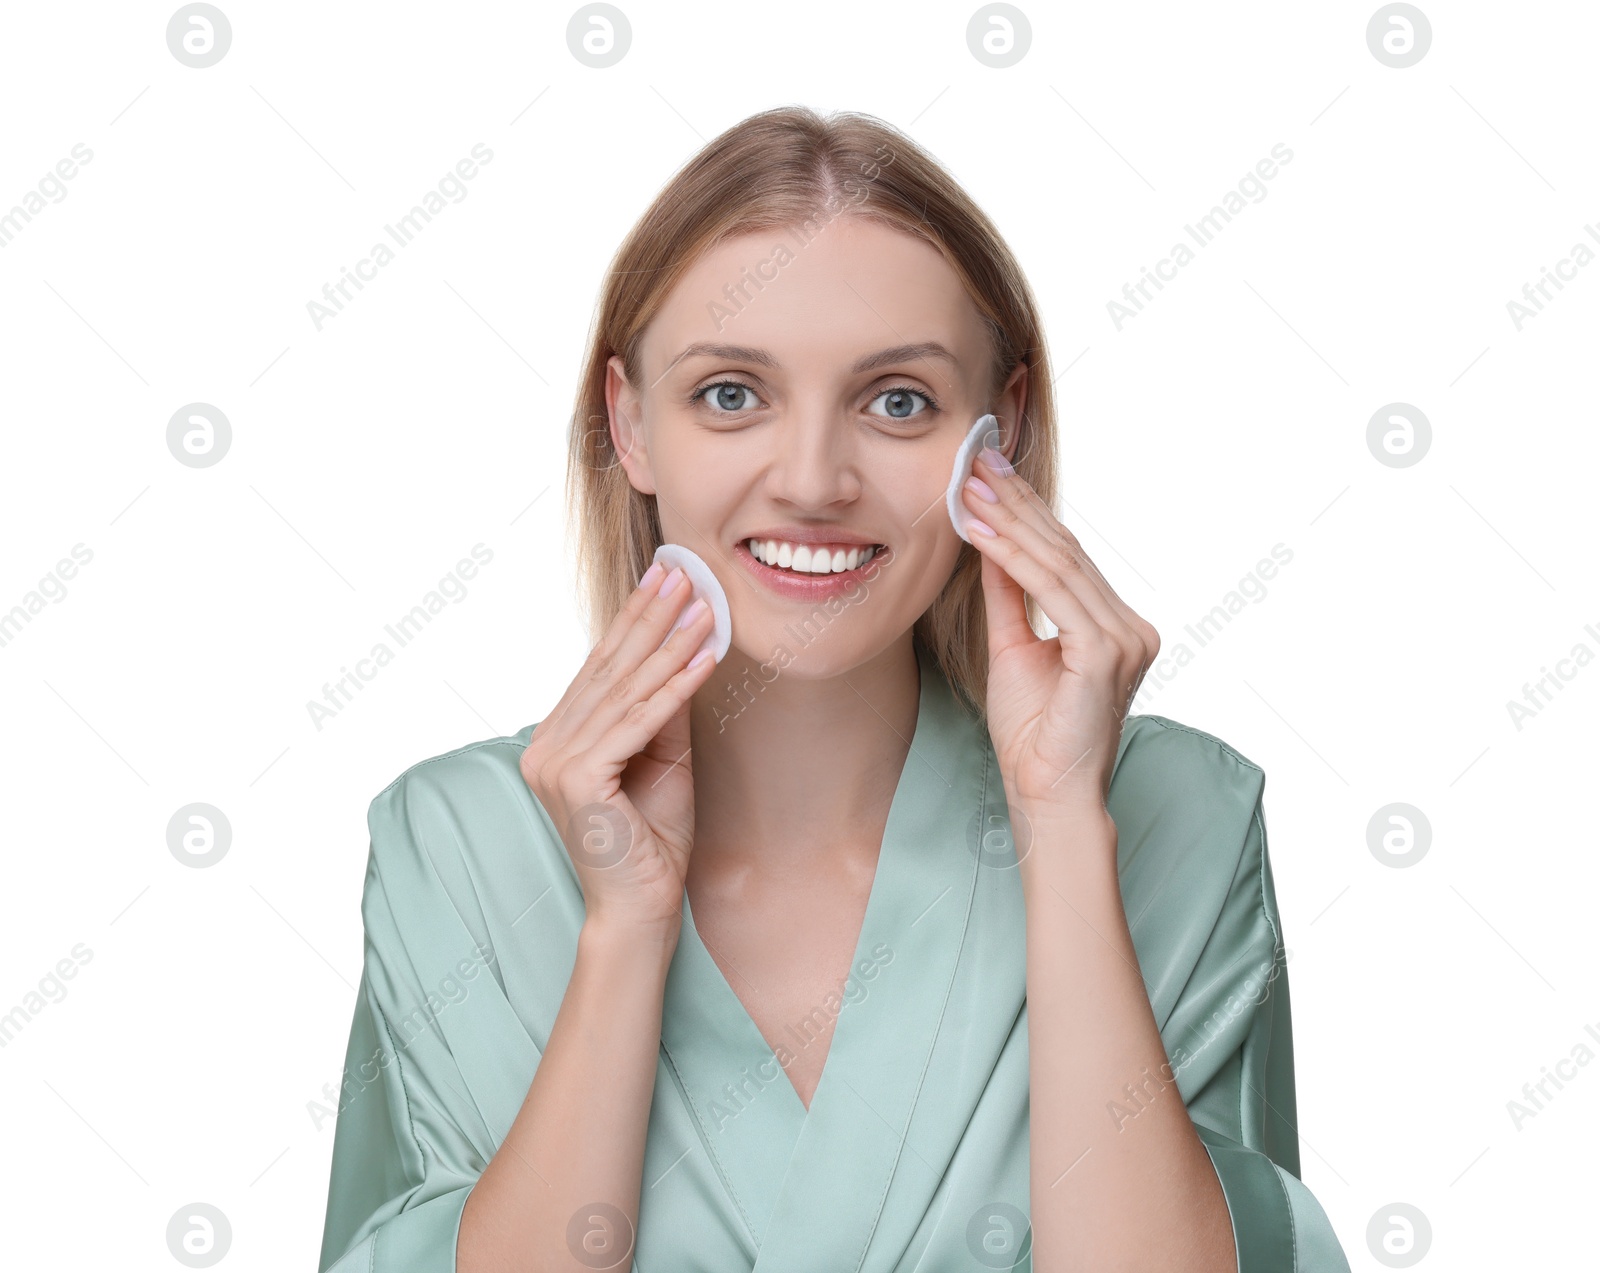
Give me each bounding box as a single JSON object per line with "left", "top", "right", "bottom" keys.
{"left": 605, "top": 354, "right": 656, "bottom": 495}
{"left": 991, "top": 359, "right": 1030, "bottom": 467}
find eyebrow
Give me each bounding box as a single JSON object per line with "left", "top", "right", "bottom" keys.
{"left": 665, "top": 340, "right": 959, "bottom": 378}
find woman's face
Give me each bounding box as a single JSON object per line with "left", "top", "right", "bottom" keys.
{"left": 608, "top": 214, "right": 1026, "bottom": 677}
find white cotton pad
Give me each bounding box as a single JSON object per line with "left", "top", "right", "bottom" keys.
{"left": 651, "top": 543, "right": 732, "bottom": 664}
{"left": 947, "top": 413, "right": 1001, "bottom": 543}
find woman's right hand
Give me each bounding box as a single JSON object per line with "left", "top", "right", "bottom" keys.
{"left": 518, "top": 562, "right": 720, "bottom": 942}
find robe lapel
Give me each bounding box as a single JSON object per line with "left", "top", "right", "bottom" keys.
{"left": 750, "top": 637, "right": 986, "bottom": 1271}
{"left": 753, "top": 640, "right": 1001, "bottom": 1273}
{"left": 662, "top": 641, "right": 1017, "bottom": 1270}
{"left": 657, "top": 639, "right": 968, "bottom": 1254}
{"left": 658, "top": 887, "right": 811, "bottom": 1246}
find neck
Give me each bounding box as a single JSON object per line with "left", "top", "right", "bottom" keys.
{"left": 686, "top": 635, "right": 922, "bottom": 865}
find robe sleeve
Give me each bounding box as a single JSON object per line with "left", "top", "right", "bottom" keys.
{"left": 1165, "top": 793, "right": 1350, "bottom": 1273}
{"left": 316, "top": 781, "right": 484, "bottom": 1273}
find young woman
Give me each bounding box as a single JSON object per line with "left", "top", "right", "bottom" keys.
{"left": 318, "top": 107, "right": 1349, "bottom": 1273}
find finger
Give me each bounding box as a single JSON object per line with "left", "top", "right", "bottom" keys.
{"left": 992, "top": 476, "right": 1159, "bottom": 664}
{"left": 964, "top": 473, "right": 1136, "bottom": 648}
{"left": 968, "top": 456, "right": 1136, "bottom": 635}
{"left": 541, "top": 561, "right": 673, "bottom": 738}
{"left": 595, "top": 627, "right": 719, "bottom": 775}
{"left": 965, "top": 467, "right": 1162, "bottom": 681}
{"left": 964, "top": 511, "right": 1105, "bottom": 656}
{"left": 551, "top": 565, "right": 701, "bottom": 737}
{"left": 638, "top": 670, "right": 695, "bottom": 774}
{"left": 974, "top": 533, "right": 1036, "bottom": 659}
{"left": 564, "top": 587, "right": 715, "bottom": 758}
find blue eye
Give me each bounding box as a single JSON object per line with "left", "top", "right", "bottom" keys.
{"left": 868, "top": 386, "right": 939, "bottom": 420}
{"left": 694, "top": 380, "right": 761, "bottom": 413}
{"left": 690, "top": 380, "right": 941, "bottom": 420}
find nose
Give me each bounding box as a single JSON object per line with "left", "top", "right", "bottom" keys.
{"left": 761, "top": 403, "right": 863, "bottom": 510}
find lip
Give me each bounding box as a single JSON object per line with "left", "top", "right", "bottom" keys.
{"left": 734, "top": 538, "right": 892, "bottom": 601}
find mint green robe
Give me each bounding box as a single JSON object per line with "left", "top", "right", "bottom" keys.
{"left": 318, "top": 640, "right": 1349, "bottom": 1271}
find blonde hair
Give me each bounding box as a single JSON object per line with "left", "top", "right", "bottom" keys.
{"left": 564, "top": 105, "right": 1058, "bottom": 725}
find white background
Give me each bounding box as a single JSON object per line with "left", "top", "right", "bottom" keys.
{"left": 1, "top": 1, "right": 1594, "bottom": 1268}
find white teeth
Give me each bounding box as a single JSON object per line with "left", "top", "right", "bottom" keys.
{"left": 747, "top": 538, "right": 878, "bottom": 575}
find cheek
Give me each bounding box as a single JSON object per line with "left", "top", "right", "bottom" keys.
{"left": 888, "top": 453, "right": 959, "bottom": 543}
{"left": 878, "top": 496, "right": 963, "bottom": 595}
{"left": 651, "top": 437, "right": 742, "bottom": 514}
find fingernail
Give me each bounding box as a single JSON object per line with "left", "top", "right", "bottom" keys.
{"left": 640, "top": 562, "right": 664, "bottom": 592}
{"left": 968, "top": 518, "right": 997, "bottom": 537}
{"left": 980, "top": 446, "right": 1013, "bottom": 476}
{"left": 661, "top": 567, "right": 686, "bottom": 595}
{"left": 964, "top": 474, "right": 1000, "bottom": 504}
{"left": 683, "top": 598, "right": 709, "bottom": 623}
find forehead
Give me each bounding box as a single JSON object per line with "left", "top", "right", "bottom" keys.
{"left": 641, "top": 216, "right": 989, "bottom": 374}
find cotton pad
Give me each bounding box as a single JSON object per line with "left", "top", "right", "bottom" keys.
{"left": 947, "top": 413, "right": 1002, "bottom": 543}
{"left": 651, "top": 543, "right": 732, "bottom": 664}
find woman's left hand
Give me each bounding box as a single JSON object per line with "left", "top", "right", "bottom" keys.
{"left": 961, "top": 445, "right": 1161, "bottom": 824}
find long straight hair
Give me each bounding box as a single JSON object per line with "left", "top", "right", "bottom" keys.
{"left": 564, "top": 105, "right": 1058, "bottom": 725}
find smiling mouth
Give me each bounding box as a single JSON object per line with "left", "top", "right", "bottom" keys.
{"left": 741, "top": 538, "right": 885, "bottom": 576}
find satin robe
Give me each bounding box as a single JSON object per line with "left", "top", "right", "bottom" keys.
{"left": 317, "top": 639, "right": 1350, "bottom": 1271}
